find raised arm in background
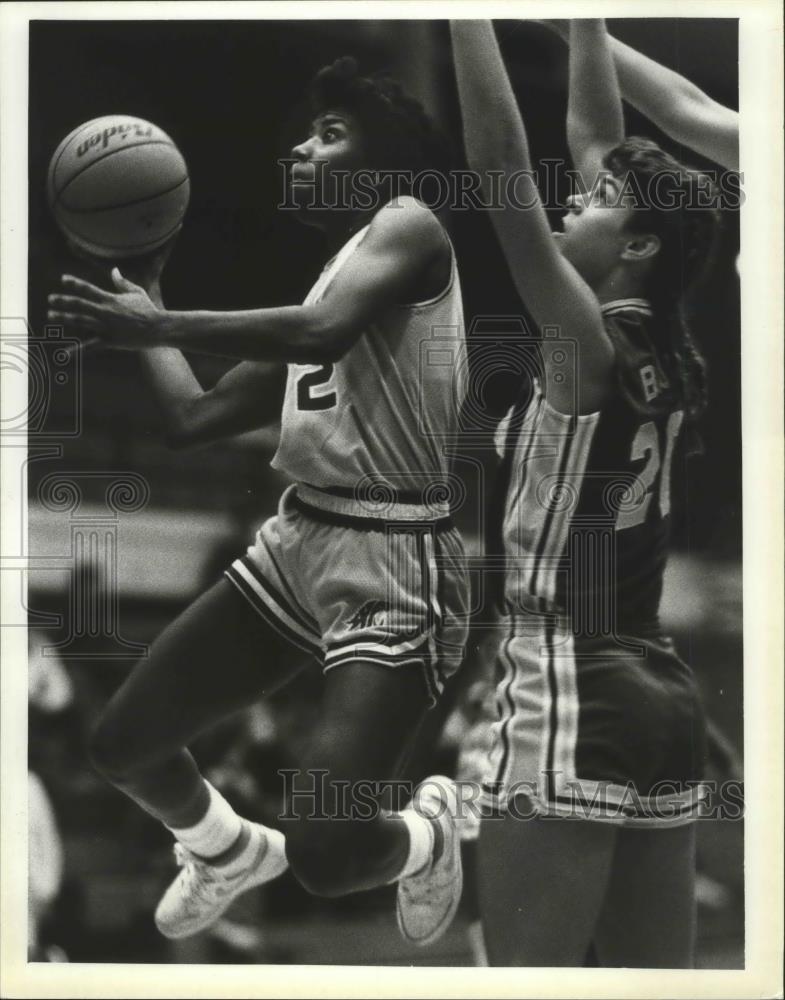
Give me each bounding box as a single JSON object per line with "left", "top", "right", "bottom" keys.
{"left": 541, "top": 18, "right": 739, "bottom": 169}
{"left": 566, "top": 19, "right": 625, "bottom": 186}
{"left": 450, "top": 19, "right": 613, "bottom": 414}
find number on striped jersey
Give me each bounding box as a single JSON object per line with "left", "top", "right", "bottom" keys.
{"left": 616, "top": 410, "right": 684, "bottom": 530}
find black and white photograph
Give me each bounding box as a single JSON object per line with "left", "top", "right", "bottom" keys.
{"left": 1, "top": 2, "right": 782, "bottom": 997}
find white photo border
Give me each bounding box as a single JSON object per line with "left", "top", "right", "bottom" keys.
{"left": 1, "top": 2, "right": 782, "bottom": 997}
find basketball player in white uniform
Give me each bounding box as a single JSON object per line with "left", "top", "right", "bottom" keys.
{"left": 49, "top": 58, "right": 469, "bottom": 947}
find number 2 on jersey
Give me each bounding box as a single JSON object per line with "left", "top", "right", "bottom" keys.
{"left": 296, "top": 364, "right": 337, "bottom": 411}
{"left": 616, "top": 410, "right": 684, "bottom": 531}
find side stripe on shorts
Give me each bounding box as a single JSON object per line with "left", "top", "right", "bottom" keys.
{"left": 224, "top": 557, "right": 321, "bottom": 656}
{"left": 238, "top": 552, "right": 320, "bottom": 634}
{"left": 548, "top": 780, "right": 709, "bottom": 826}
{"left": 421, "top": 529, "right": 446, "bottom": 687}
{"left": 323, "top": 639, "right": 441, "bottom": 706}
{"left": 324, "top": 633, "right": 433, "bottom": 664}
{"left": 544, "top": 617, "right": 559, "bottom": 801}
{"left": 541, "top": 618, "right": 581, "bottom": 800}
{"left": 491, "top": 626, "right": 518, "bottom": 795}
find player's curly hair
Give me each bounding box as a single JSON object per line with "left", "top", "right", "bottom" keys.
{"left": 603, "top": 137, "right": 722, "bottom": 425}
{"left": 307, "top": 56, "right": 452, "bottom": 188}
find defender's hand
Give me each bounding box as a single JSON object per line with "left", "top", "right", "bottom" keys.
{"left": 48, "top": 268, "right": 164, "bottom": 349}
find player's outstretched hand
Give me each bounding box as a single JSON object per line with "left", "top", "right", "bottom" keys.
{"left": 48, "top": 268, "right": 162, "bottom": 349}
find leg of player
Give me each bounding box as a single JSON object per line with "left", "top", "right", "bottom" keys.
{"left": 283, "top": 660, "right": 463, "bottom": 946}
{"left": 592, "top": 824, "right": 697, "bottom": 967}
{"left": 477, "top": 797, "right": 618, "bottom": 966}
{"left": 88, "top": 577, "right": 311, "bottom": 937}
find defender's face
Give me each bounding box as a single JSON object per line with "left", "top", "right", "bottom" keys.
{"left": 553, "top": 175, "right": 640, "bottom": 286}
{"left": 288, "top": 110, "right": 367, "bottom": 218}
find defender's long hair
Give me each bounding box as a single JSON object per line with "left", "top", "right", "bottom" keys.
{"left": 604, "top": 137, "right": 722, "bottom": 425}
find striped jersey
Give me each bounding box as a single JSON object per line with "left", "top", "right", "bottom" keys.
{"left": 272, "top": 202, "right": 466, "bottom": 520}
{"left": 498, "top": 298, "right": 685, "bottom": 630}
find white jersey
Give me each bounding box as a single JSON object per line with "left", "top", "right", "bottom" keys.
{"left": 272, "top": 210, "right": 466, "bottom": 521}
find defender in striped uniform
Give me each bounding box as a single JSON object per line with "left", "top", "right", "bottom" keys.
{"left": 57, "top": 59, "right": 468, "bottom": 947}
{"left": 486, "top": 298, "right": 707, "bottom": 825}
{"left": 453, "top": 20, "right": 721, "bottom": 967}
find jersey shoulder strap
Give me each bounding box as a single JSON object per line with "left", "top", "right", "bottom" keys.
{"left": 602, "top": 299, "right": 678, "bottom": 420}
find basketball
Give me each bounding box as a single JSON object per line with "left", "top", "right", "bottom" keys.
{"left": 47, "top": 115, "right": 190, "bottom": 259}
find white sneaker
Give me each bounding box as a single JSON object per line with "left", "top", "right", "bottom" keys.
{"left": 154, "top": 824, "right": 287, "bottom": 939}
{"left": 396, "top": 775, "right": 463, "bottom": 947}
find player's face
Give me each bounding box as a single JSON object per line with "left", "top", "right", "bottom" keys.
{"left": 553, "top": 175, "right": 643, "bottom": 286}
{"left": 288, "top": 111, "right": 368, "bottom": 221}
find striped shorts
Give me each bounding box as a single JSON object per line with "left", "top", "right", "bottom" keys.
{"left": 477, "top": 614, "right": 709, "bottom": 827}
{"left": 225, "top": 485, "right": 469, "bottom": 707}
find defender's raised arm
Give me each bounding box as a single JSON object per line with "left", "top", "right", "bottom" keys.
{"left": 609, "top": 32, "right": 738, "bottom": 169}
{"left": 566, "top": 19, "right": 625, "bottom": 188}
{"left": 450, "top": 19, "right": 613, "bottom": 414}
{"left": 542, "top": 18, "right": 739, "bottom": 169}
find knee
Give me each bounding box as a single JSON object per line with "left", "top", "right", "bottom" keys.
{"left": 87, "top": 712, "right": 135, "bottom": 785}
{"left": 285, "top": 821, "right": 357, "bottom": 898}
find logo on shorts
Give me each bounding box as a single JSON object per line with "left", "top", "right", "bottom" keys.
{"left": 347, "top": 600, "right": 389, "bottom": 631}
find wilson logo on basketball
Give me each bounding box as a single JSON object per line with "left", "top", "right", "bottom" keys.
{"left": 347, "top": 601, "right": 389, "bottom": 631}
{"left": 76, "top": 123, "right": 153, "bottom": 158}
{"left": 48, "top": 114, "right": 189, "bottom": 259}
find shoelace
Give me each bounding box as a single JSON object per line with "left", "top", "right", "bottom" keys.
{"left": 401, "top": 881, "right": 434, "bottom": 902}
{"left": 401, "top": 854, "right": 440, "bottom": 902}
{"left": 173, "top": 844, "right": 221, "bottom": 905}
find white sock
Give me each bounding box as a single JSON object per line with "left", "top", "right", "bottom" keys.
{"left": 397, "top": 809, "right": 435, "bottom": 879}
{"left": 220, "top": 826, "right": 288, "bottom": 878}
{"left": 166, "top": 782, "right": 242, "bottom": 859}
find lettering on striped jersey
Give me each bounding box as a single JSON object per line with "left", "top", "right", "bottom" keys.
{"left": 640, "top": 364, "right": 660, "bottom": 401}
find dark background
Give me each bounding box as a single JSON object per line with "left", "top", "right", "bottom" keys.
{"left": 29, "top": 17, "right": 741, "bottom": 552}
{"left": 26, "top": 19, "right": 743, "bottom": 966}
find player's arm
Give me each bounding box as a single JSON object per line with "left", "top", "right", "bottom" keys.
{"left": 540, "top": 19, "right": 739, "bottom": 170}
{"left": 133, "top": 277, "right": 285, "bottom": 449}
{"left": 140, "top": 350, "right": 285, "bottom": 450}
{"left": 450, "top": 19, "right": 613, "bottom": 414}
{"left": 566, "top": 20, "right": 625, "bottom": 190}
{"left": 609, "top": 31, "right": 739, "bottom": 170}
{"left": 48, "top": 199, "right": 447, "bottom": 364}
